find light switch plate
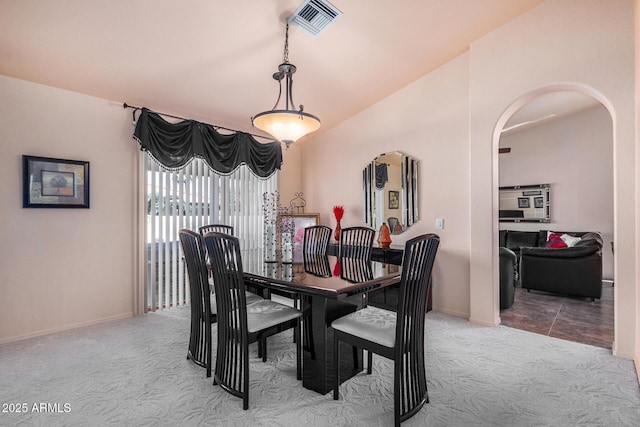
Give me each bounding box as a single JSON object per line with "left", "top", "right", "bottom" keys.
{"left": 435, "top": 218, "right": 444, "bottom": 229}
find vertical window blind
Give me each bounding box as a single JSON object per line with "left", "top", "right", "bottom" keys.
{"left": 145, "top": 154, "right": 278, "bottom": 311}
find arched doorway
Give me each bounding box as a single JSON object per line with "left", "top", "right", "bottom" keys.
{"left": 493, "top": 85, "right": 615, "bottom": 349}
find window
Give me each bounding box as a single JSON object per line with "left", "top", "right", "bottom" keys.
{"left": 144, "top": 154, "right": 278, "bottom": 311}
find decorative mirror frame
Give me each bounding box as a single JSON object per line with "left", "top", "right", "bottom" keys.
{"left": 499, "top": 183, "right": 551, "bottom": 222}
{"left": 363, "top": 151, "right": 419, "bottom": 234}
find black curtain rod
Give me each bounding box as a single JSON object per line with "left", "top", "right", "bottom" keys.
{"left": 122, "top": 103, "right": 275, "bottom": 142}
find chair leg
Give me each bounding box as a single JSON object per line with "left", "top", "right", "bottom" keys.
{"left": 296, "top": 319, "right": 302, "bottom": 380}
{"left": 367, "top": 350, "right": 373, "bottom": 374}
{"left": 243, "top": 351, "right": 250, "bottom": 410}
{"left": 262, "top": 338, "right": 267, "bottom": 362}
{"left": 293, "top": 295, "right": 300, "bottom": 343}
{"left": 352, "top": 345, "right": 358, "bottom": 370}
{"left": 333, "top": 333, "right": 340, "bottom": 400}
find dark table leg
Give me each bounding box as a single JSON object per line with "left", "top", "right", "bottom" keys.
{"left": 301, "top": 294, "right": 363, "bottom": 394}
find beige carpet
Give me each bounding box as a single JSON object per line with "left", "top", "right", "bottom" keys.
{"left": 1, "top": 307, "right": 639, "bottom": 426}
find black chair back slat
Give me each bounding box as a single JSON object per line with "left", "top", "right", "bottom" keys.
{"left": 339, "top": 226, "right": 375, "bottom": 260}
{"left": 204, "top": 232, "right": 248, "bottom": 401}
{"left": 179, "top": 229, "right": 215, "bottom": 377}
{"left": 303, "top": 253, "right": 332, "bottom": 277}
{"left": 303, "top": 225, "right": 332, "bottom": 255}
{"left": 339, "top": 256, "right": 374, "bottom": 283}
{"left": 395, "top": 234, "right": 439, "bottom": 422}
{"left": 199, "top": 224, "right": 234, "bottom": 236}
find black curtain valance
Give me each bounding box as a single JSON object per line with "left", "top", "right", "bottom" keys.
{"left": 375, "top": 163, "right": 388, "bottom": 189}
{"left": 133, "top": 108, "right": 282, "bottom": 178}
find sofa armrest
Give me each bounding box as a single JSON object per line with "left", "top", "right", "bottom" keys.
{"left": 499, "top": 246, "right": 517, "bottom": 263}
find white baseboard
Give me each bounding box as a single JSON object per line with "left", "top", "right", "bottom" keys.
{"left": 0, "top": 312, "right": 134, "bottom": 345}
{"left": 635, "top": 355, "right": 640, "bottom": 386}
{"left": 431, "top": 306, "right": 472, "bottom": 320}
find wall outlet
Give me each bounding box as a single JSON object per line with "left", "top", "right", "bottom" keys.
{"left": 435, "top": 218, "right": 444, "bottom": 229}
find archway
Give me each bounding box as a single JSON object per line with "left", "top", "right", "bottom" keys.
{"left": 492, "top": 84, "right": 615, "bottom": 348}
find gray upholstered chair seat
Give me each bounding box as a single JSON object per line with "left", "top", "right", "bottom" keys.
{"left": 331, "top": 306, "right": 396, "bottom": 348}
{"left": 245, "top": 300, "right": 302, "bottom": 333}
{"left": 244, "top": 292, "right": 263, "bottom": 305}
{"left": 210, "top": 291, "right": 263, "bottom": 316}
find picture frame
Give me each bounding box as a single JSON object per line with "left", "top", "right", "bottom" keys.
{"left": 388, "top": 190, "right": 399, "bottom": 209}
{"left": 23, "top": 155, "right": 90, "bottom": 208}
{"left": 279, "top": 213, "right": 320, "bottom": 262}
{"left": 534, "top": 196, "right": 544, "bottom": 208}
{"left": 517, "top": 197, "right": 530, "bottom": 209}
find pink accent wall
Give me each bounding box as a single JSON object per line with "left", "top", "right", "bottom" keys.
{"left": 301, "top": 53, "right": 473, "bottom": 318}
{"left": 295, "top": 0, "right": 637, "bottom": 361}
{"left": 0, "top": 76, "right": 137, "bottom": 343}
{"left": 0, "top": 0, "right": 637, "bottom": 380}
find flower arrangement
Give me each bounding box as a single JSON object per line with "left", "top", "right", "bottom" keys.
{"left": 333, "top": 205, "right": 344, "bottom": 241}
{"left": 332, "top": 205, "right": 345, "bottom": 221}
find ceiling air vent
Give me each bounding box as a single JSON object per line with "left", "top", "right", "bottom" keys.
{"left": 288, "top": 0, "right": 342, "bottom": 37}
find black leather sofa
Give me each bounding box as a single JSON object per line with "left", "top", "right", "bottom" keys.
{"left": 499, "top": 247, "right": 516, "bottom": 309}
{"left": 499, "top": 230, "right": 603, "bottom": 300}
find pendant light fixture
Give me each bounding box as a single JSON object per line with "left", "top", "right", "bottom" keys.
{"left": 252, "top": 22, "right": 320, "bottom": 148}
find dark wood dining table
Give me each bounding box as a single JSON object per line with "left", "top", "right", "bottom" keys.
{"left": 240, "top": 250, "right": 402, "bottom": 394}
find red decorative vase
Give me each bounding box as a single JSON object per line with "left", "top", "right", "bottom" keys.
{"left": 334, "top": 220, "right": 341, "bottom": 242}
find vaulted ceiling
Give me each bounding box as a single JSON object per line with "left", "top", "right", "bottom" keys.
{"left": 0, "top": 0, "right": 546, "bottom": 141}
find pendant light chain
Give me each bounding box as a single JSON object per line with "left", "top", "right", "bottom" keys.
{"left": 283, "top": 23, "right": 290, "bottom": 64}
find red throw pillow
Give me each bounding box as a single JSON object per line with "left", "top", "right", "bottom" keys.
{"left": 546, "top": 233, "right": 567, "bottom": 248}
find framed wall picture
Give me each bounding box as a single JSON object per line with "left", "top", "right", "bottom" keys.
{"left": 517, "top": 197, "right": 530, "bottom": 209}
{"left": 534, "top": 196, "right": 544, "bottom": 208}
{"left": 23, "top": 155, "right": 90, "bottom": 208}
{"left": 388, "top": 190, "right": 399, "bottom": 209}
{"left": 279, "top": 213, "right": 320, "bottom": 262}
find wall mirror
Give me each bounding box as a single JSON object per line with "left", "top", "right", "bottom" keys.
{"left": 499, "top": 184, "right": 550, "bottom": 222}
{"left": 363, "top": 151, "right": 418, "bottom": 234}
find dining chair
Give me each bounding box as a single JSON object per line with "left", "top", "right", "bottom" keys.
{"left": 199, "top": 224, "right": 234, "bottom": 236}
{"left": 203, "top": 231, "right": 303, "bottom": 410}
{"left": 179, "top": 229, "right": 217, "bottom": 378}
{"left": 292, "top": 225, "right": 332, "bottom": 308}
{"left": 199, "top": 223, "right": 263, "bottom": 299}
{"left": 331, "top": 233, "right": 440, "bottom": 427}
{"left": 339, "top": 226, "right": 375, "bottom": 260}
{"left": 179, "top": 229, "right": 262, "bottom": 378}
{"left": 387, "top": 217, "right": 400, "bottom": 233}
{"left": 303, "top": 225, "right": 332, "bottom": 255}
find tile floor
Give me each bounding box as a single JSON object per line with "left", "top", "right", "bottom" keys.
{"left": 500, "top": 282, "right": 614, "bottom": 349}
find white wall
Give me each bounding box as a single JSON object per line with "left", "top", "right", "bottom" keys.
{"left": 469, "top": 0, "right": 635, "bottom": 357}
{"left": 302, "top": 53, "right": 472, "bottom": 318}
{"left": 0, "top": 75, "right": 137, "bottom": 343}
{"left": 499, "top": 105, "right": 614, "bottom": 279}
